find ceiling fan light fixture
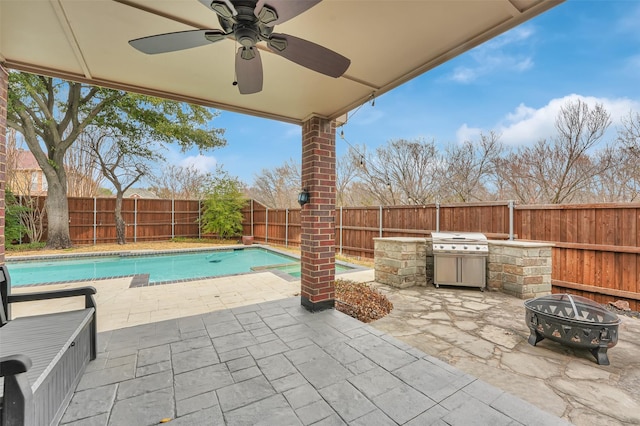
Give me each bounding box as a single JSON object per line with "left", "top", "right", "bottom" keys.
{"left": 257, "top": 6, "right": 278, "bottom": 25}
{"left": 268, "top": 37, "right": 287, "bottom": 52}
{"left": 210, "top": 1, "right": 235, "bottom": 19}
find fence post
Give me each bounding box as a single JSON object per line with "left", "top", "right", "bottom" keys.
{"left": 134, "top": 198, "right": 138, "bottom": 243}
{"left": 265, "top": 207, "right": 268, "bottom": 243}
{"left": 379, "top": 205, "right": 383, "bottom": 237}
{"left": 251, "top": 199, "right": 254, "bottom": 236}
{"left": 93, "top": 197, "right": 97, "bottom": 246}
{"left": 436, "top": 202, "right": 440, "bottom": 232}
{"left": 171, "top": 198, "right": 175, "bottom": 240}
{"left": 339, "top": 206, "right": 343, "bottom": 255}
{"left": 509, "top": 200, "right": 515, "bottom": 240}
{"left": 285, "top": 208, "right": 289, "bottom": 247}
{"left": 198, "top": 199, "right": 201, "bottom": 239}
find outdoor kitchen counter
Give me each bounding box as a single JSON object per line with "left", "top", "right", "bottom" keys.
{"left": 374, "top": 237, "right": 553, "bottom": 298}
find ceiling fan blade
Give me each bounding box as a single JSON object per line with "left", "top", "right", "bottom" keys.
{"left": 255, "top": 0, "right": 321, "bottom": 26}
{"left": 129, "top": 30, "right": 225, "bottom": 54}
{"left": 268, "top": 33, "right": 350, "bottom": 78}
{"left": 236, "top": 47, "right": 263, "bottom": 94}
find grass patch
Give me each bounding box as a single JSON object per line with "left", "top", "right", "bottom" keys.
{"left": 6, "top": 242, "right": 47, "bottom": 252}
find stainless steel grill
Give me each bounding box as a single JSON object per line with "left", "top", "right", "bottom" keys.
{"left": 431, "top": 232, "right": 488, "bottom": 290}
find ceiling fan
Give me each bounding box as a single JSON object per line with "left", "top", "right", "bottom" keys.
{"left": 129, "top": 0, "right": 351, "bottom": 94}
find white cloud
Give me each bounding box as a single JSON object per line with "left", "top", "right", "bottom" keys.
{"left": 459, "top": 94, "right": 640, "bottom": 146}
{"left": 179, "top": 154, "right": 218, "bottom": 173}
{"left": 455, "top": 123, "right": 482, "bottom": 143}
{"left": 448, "top": 25, "right": 536, "bottom": 84}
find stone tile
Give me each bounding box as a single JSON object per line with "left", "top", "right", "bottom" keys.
{"left": 136, "top": 360, "right": 172, "bottom": 377}
{"left": 284, "top": 344, "right": 325, "bottom": 366}
{"left": 311, "top": 413, "right": 347, "bottom": 426}
{"left": 84, "top": 357, "right": 108, "bottom": 373}
{"left": 345, "top": 357, "right": 378, "bottom": 375}
{"left": 60, "top": 413, "right": 109, "bottom": 426}
{"left": 348, "top": 367, "right": 404, "bottom": 399}
{"left": 462, "top": 379, "right": 504, "bottom": 405}
{"left": 247, "top": 339, "right": 290, "bottom": 359}
{"left": 441, "top": 395, "right": 514, "bottom": 426}
{"left": 274, "top": 323, "right": 314, "bottom": 343}
{"left": 171, "top": 406, "right": 225, "bottom": 425}
{"left": 256, "top": 353, "right": 298, "bottom": 381}
{"left": 286, "top": 337, "right": 315, "bottom": 350}
{"left": 105, "top": 354, "right": 136, "bottom": 369}
{"left": 263, "top": 313, "right": 300, "bottom": 329}
{"left": 348, "top": 333, "right": 417, "bottom": 371}
{"left": 181, "top": 328, "right": 208, "bottom": 340}
{"left": 138, "top": 333, "right": 182, "bottom": 349}
{"left": 226, "top": 355, "right": 256, "bottom": 372}
{"left": 170, "top": 336, "right": 213, "bottom": 354}
{"left": 60, "top": 384, "right": 117, "bottom": 424}
{"left": 236, "top": 311, "right": 262, "bottom": 325}
{"left": 217, "top": 375, "right": 276, "bottom": 412}
{"left": 218, "top": 347, "right": 250, "bottom": 362}
{"left": 205, "top": 319, "right": 244, "bottom": 338}
{"left": 296, "top": 355, "right": 353, "bottom": 389}
{"left": 323, "top": 341, "right": 364, "bottom": 365}
{"left": 137, "top": 344, "right": 170, "bottom": 367}
{"left": 256, "top": 306, "right": 287, "bottom": 318}
{"left": 224, "top": 394, "right": 301, "bottom": 426}
{"left": 271, "top": 372, "right": 309, "bottom": 393}
{"left": 76, "top": 364, "right": 136, "bottom": 391}
{"left": 295, "top": 399, "right": 335, "bottom": 425}
{"left": 283, "top": 383, "right": 322, "bottom": 409}
{"left": 394, "top": 359, "right": 474, "bottom": 402}
{"left": 318, "top": 381, "right": 377, "bottom": 422}
{"left": 172, "top": 346, "right": 219, "bottom": 374}
{"left": 350, "top": 409, "right": 397, "bottom": 426}
{"left": 176, "top": 390, "right": 218, "bottom": 417}
{"left": 255, "top": 332, "right": 280, "bottom": 343}
{"left": 212, "top": 331, "right": 258, "bottom": 352}
{"left": 108, "top": 388, "right": 174, "bottom": 426}
{"left": 174, "top": 363, "right": 234, "bottom": 401}
{"left": 231, "top": 365, "right": 262, "bottom": 382}
{"left": 490, "top": 393, "right": 573, "bottom": 426}
{"left": 373, "top": 384, "right": 435, "bottom": 424}
{"left": 405, "top": 404, "right": 450, "bottom": 426}
{"left": 116, "top": 371, "right": 173, "bottom": 400}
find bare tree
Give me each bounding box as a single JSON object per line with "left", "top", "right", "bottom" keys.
{"left": 336, "top": 153, "right": 359, "bottom": 207}
{"left": 441, "top": 131, "right": 503, "bottom": 202}
{"left": 495, "top": 100, "right": 612, "bottom": 204}
{"left": 148, "top": 164, "right": 213, "bottom": 199}
{"left": 65, "top": 132, "right": 105, "bottom": 197}
{"left": 248, "top": 158, "right": 300, "bottom": 208}
{"left": 86, "top": 127, "right": 160, "bottom": 244}
{"left": 354, "top": 139, "right": 441, "bottom": 205}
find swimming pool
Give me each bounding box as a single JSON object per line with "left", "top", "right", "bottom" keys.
{"left": 6, "top": 248, "right": 353, "bottom": 287}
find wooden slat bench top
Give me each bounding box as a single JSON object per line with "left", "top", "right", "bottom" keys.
{"left": 0, "top": 309, "right": 94, "bottom": 395}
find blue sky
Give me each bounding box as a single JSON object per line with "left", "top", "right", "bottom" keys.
{"left": 167, "top": 0, "right": 640, "bottom": 185}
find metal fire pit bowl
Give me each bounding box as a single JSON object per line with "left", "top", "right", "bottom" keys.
{"left": 524, "top": 294, "right": 621, "bottom": 365}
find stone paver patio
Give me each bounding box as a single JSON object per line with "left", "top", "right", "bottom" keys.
{"left": 10, "top": 268, "right": 639, "bottom": 425}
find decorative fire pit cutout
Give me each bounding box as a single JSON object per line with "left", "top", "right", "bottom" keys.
{"left": 524, "top": 294, "right": 621, "bottom": 365}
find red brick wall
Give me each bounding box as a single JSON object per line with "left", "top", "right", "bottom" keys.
{"left": 0, "top": 65, "right": 8, "bottom": 264}
{"left": 300, "top": 116, "right": 336, "bottom": 311}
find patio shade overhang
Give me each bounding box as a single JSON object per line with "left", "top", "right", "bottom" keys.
{"left": 0, "top": 0, "right": 563, "bottom": 125}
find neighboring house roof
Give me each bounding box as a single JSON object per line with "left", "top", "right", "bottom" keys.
{"left": 123, "top": 188, "right": 159, "bottom": 199}
{"left": 16, "top": 149, "right": 40, "bottom": 170}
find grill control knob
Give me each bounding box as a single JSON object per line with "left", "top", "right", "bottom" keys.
{"left": 440, "top": 245, "right": 444, "bottom": 249}
{"left": 451, "top": 245, "right": 456, "bottom": 249}
{"left": 476, "top": 246, "right": 480, "bottom": 250}
{"left": 463, "top": 245, "right": 468, "bottom": 249}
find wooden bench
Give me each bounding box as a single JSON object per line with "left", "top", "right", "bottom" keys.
{"left": 0, "top": 265, "right": 97, "bottom": 426}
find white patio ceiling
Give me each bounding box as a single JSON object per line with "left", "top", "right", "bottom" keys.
{"left": 0, "top": 0, "right": 563, "bottom": 124}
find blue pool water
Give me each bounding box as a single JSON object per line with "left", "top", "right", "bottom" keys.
{"left": 7, "top": 248, "right": 317, "bottom": 287}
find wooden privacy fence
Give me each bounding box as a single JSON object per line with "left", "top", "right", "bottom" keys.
{"left": 26, "top": 196, "right": 203, "bottom": 245}
{"left": 243, "top": 200, "right": 640, "bottom": 310}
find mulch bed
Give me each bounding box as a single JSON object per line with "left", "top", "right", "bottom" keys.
{"left": 335, "top": 279, "right": 393, "bottom": 323}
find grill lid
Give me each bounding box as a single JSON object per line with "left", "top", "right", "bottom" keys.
{"left": 431, "top": 232, "right": 488, "bottom": 254}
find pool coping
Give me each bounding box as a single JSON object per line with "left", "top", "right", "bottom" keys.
{"left": 6, "top": 244, "right": 370, "bottom": 288}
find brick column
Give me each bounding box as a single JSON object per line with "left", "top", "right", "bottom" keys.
{"left": 0, "top": 64, "right": 8, "bottom": 264}
{"left": 300, "top": 116, "right": 335, "bottom": 311}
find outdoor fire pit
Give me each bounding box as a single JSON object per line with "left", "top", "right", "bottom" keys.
{"left": 524, "top": 294, "right": 621, "bottom": 365}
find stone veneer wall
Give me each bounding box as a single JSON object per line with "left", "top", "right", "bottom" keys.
{"left": 374, "top": 237, "right": 552, "bottom": 299}
{"left": 487, "top": 241, "right": 553, "bottom": 299}
{"left": 373, "top": 238, "right": 430, "bottom": 288}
